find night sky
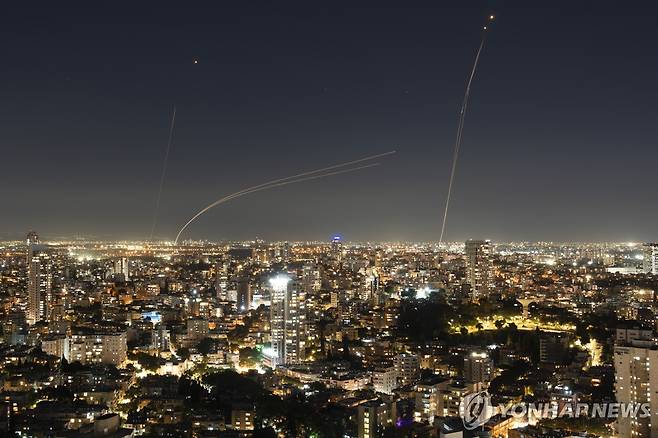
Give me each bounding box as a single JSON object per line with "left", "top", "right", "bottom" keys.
{"left": 1, "top": 1, "right": 657, "bottom": 242}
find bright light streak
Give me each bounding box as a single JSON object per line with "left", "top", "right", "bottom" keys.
{"left": 174, "top": 151, "right": 395, "bottom": 244}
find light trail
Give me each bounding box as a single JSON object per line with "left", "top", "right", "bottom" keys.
{"left": 174, "top": 151, "right": 395, "bottom": 244}
{"left": 150, "top": 105, "right": 177, "bottom": 240}
{"left": 439, "top": 15, "right": 495, "bottom": 247}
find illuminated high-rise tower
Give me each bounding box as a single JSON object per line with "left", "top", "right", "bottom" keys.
{"left": 643, "top": 243, "right": 658, "bottom": 274}
{"left": 464, "top": 239, "right": 493, "bottom": 299}
{"left": 269, "top": 275, "right": 306, "bottom": 366}
{"left": 26, "top": 231, "right": 52, "bottom": 325}
{"left": 236, "top": 278, "right": 252, "bottom": 312}
{"left": 111, "top": 257, "right": 130, "bottom": 281}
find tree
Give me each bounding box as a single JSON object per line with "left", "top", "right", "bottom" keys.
{"left": 177, "top": 347, "right": 191, "bottom": 360}
{"left": 129, "top": 352, "right": 162, "bottom": 371}
{"left": 197, "top": 337, "right": 215, "bottom": 356}
{"left": 239, "top": 347, "right": 260, "bottom": 369}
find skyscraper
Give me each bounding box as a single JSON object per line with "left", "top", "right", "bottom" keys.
{"left": 236, "top": 278, "right": 252, "bottom": 312}
{"left": 614, "top": 330, "right": 658, "bottom": 438}
{"left": 269, "top": 275, "right": 306, "bottom": 366}
{"left": 26, "top": 232, "right": 52, "bottom": 325}
{"left": 215, "top": 260, "right": 228, "bottom": 301}
{"left": 643, "top": 243, "right": 658, "bottom": 274}
{"left": 111, "top": 257, "right": 130, "bottom": 281}
{"left": 464, "top": 239, "right": 493, "bottom": 299}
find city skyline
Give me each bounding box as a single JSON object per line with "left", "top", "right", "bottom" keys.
{"left": 2, "top": 2, "right": 658, "bottom": 242}
{"left": 3, "top": 3, "right": 658, "bottom": 436}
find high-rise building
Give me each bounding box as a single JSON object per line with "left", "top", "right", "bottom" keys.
{"left": 331, "top": 235, "right": 343, "bottom": 262}
{"left": 372, "top": 366, "right": 398, "bottom": 395}
{"left": 464, "top": 351, "right": 494, "bottom": 385}
{"left": 414, "top": 376, "right": 447, "bottom": 423}
{"left": 614, "top": 329, "right": 658, "bottom": 438}
{"left": 151, "top": 327, "right": 171, "bottom": 352}
{"left": 111, "top": 257, "right": 130, "bottom": 281}
{"left": 26, "top": 232, "right": 52, "bottom": 325}
{"left": 215, "top": 260, "right": 228, "bottom": 301}
{"left": 465, "top": 239, "right": 494, "bottom": 299}
{"left": 394, "top": 353, "right": 420, "bottom": 386}
{"left": 643, "top": 243, "right": 658, "bottom": 274}
{"left": 269, "top": 275, "right": 306, "bottom": 366}
{"left": 357, "top": 399, "right": 396, "bottom": 438}
{"left": 236, "top": 278, "right": 252, "bottom": 312}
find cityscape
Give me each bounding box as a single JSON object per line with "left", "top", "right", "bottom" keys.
{"left": 2, "top": 2, "right": 658, "bottom": 438}
{"left": 3, "top": 237, "right": 658, "bottom": 437}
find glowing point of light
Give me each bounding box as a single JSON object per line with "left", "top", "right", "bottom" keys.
{"left": 269, "top": 275, "right": 290, "bottom": 292}
{"left": 416, "top": 286, "right": 432, "bottom": 299}
{"left": 489, "top": 15, "right": 495, "bottom": 20}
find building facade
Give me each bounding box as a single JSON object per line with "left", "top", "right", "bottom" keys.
{"left": 26, "top": 232, "right": 52, "bottom": 325}
{"left": 464, "top": 239, "right": 493, "bottom": 299}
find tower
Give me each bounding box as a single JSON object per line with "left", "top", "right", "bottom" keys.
{"left": 643, "top": 243, "right": 658, "bottom": 274}
{"left": 464, "top": 239, "right": 493, "bottom": 299}
{"left": 26, "top": 232, "right": 52, "bottom": 325}
{"left": 614, "top": 330, "right": 658, "bottom": 437}
{"left": 111, "top": 257, "right": 129, "bottom": 281}
{"left": 269, "top": 274, "right": 306, "bottom": 366}
{"left": 236, "top": 278, "right": 252, "bottom": 312}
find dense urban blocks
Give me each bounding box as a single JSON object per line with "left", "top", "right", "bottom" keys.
{"left": 0, "top": 236, "right": 653, "bottom": 436}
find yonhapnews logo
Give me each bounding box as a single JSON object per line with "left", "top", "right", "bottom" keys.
{"left": 460, "top": 390, "right": 494, "bottom": 430}
{"left": 459, "top": 393, "right": 652, "bottom": 430}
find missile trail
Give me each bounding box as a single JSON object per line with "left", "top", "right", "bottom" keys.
{"left": 150, "top": 105, "right": 177, "bottom": 240}
{"left": 174, "top": 151, "right": 395, "bottom": 244}
{"left": 227, "top": 150, "right": 396, "bottom": 199}
{"left": 174, "top": 163, "right": 381, "bottom": 244}
{"left": 439, "top": 16, "right": 494, "bottom": 247}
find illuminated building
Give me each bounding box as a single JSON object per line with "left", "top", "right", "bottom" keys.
{"left": 643, "top": 243, "right": 658, "bottom": 274}
{"left": 465, "top": 239, "right": 493, "bottom": 299}
{"left": 68, "top": 332, "right": 127, "bottom": 365}
{"left": 414, "top": 376, "right": 446, "bottom": 423}
{"left": 614, "top": 330, "right": 658, "bottom": 438}
{"left": 41, "top": 334, "right": 68, "bottom": 359}
{"left": 372, "top": 366, "right": 398, "bottom": 395}
{"left": 357, "top": 399, "right": 396, "bottom": 438}
{"left": 231, "top": 406, "right": 255, "bottom": 431}
{"left": 111, "top": 257, "right": 130, "bottom": 281}
{"left": 463, "top": 351, "right": 493, "bottom": 385}
{"left": 269, "top": 274, "right": 306, "bottom": 366}
{"left": 236, "top": 278, "right": 252, "bottom": 312}
{"left": 151, "top": 327, "right": 171, "bottom": 352}
{"left": 26, "top": 231, "right": 52, "bottom": 325}
{"left": 394, "top": 353, "right": 419, "bottom": 386}
{"left": 187, "top": 317, "right": 209, "bottom": 339}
